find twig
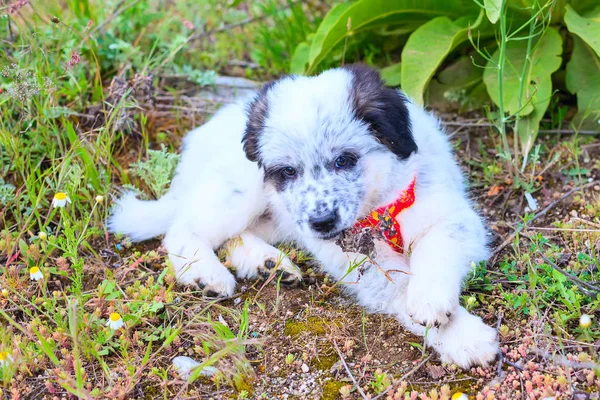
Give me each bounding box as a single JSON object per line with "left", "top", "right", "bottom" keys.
{"left": 533, "top": 348, "right": 600, "bottom": 370}
{"left": 496, "top": 313, "right": 504, "bottom": 377}
{"left": 333, "top": 341, "right": 369, "bottom": 400}
{"left": 371, "top": 354, "right": 433, "bottom": 400}
{"left": 538, "top": 129, "right": 599, "bottom": 135}
{"left": 530, "top": 243, "right": 600, "bottom": 296}
{"left": 491, "top": 180, "right": 598, "bottom": 258}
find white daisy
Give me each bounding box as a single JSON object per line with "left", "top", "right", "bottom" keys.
{"left": 52, "top": 192, "right": 71, "bottom": 208}
{"left": 0, "top": 351, "right": 14, "bottom": 366}
{"left": 107, "top": 312, "right": 124, "bottom": 330}
{"left": 580, "top": 314, "right": 592, "bottom": 329}
{"left": 29, "top": 266, "right": 43, "bottom": 281}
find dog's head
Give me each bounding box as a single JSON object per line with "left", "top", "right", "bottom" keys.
{"left": 242, "top": 65, "right": 418, "bottom": 240}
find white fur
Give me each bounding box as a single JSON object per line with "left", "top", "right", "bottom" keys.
{"left": 108, "top": 67, "right": 499, "bottom": 367}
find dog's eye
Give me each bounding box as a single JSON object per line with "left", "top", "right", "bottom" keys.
{"left": 282, "top": 167, "right": 296, "bottom": 177}
{"left": 335, "top": 155, "right": 351, "bottom": 169}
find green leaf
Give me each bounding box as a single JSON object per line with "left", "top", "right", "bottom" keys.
{"left": 566, "top": 7, "right": 600, "bottom": 130}
{"left": 428, "top": 55, "right": 489, "bottom": 112}
{"left": 566, "top": 36, "right": 600, "bottom": 131}
{"left": 290, "top": 41, "right": 311, "bottom": 75}
{"left": 305, "top": 0, "right": 479, "bottom": 74}
{"left": 484, "top": 0, "right": 502, "bottom": 23}
{"left": 564, "top": 5, "right": 600, "bottom": 58}
{"left": 65, "top": 121, "right": 101, "bottom": 191}
{"left": 380, "top": 62, "right": 402, "bottom": 86}
{"left": 401, "top": 11, "right": 485, "bottom": 105}
{"left": 483, "top": 27, "right": 562, "bottom": 116}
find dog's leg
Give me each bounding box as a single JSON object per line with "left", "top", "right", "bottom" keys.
{"left": 223, "top": 230, "right": 302, "bottom": 287}
{"left": 164, "top": 225, "right": 237, "bottom": 298}
{"left": 306, "top": 240, "right": 498, "bottom": 368}
{"left": 404, "top": 219, "right": 487, "bottom": 328}
{"left": 393, "top": 298, "right": 498, "bottom": 368}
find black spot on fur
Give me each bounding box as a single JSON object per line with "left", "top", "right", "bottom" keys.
{"left": 242, "top": 80, "right": 279, "bottom": 166}
{"left": 343, "top": 64, "right": 417, "bottom": 159}
{"left": 264, "top": 165, "right": 302, "bottom": 192}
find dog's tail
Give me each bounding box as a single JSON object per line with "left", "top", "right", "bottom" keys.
{"left": 108, "top": 192, "right": 175, "bottom": 242}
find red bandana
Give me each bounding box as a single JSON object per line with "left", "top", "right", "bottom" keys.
{"left": 353, "top": 177, "right": 417, "bottom": 253}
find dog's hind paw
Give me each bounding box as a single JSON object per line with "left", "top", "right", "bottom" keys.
{"left": 176, "top": 263, "right": 237, "bottom": 298}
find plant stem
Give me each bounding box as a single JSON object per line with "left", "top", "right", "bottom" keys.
{"left": 496, "top": 0, "right": 513, "bottom": 176}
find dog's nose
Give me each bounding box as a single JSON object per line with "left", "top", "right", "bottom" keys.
{"left": 309, "top": 211, "right": 338, "bottom": 233}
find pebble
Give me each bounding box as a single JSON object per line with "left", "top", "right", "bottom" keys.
{"left": 172, "top": 356, "right": 218, "bottom": 379}
{"left": 301, "top": 363, "right": 309, "bottom": 373}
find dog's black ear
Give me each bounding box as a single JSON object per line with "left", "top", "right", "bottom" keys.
{"left": 242, "top": 80, "right": 279, "bottom": 166}
{"left": 343, "top": 64, "right": 417, "bottom": 159}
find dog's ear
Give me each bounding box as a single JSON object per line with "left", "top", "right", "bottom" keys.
{"left": 343, "top": 64, "right": 417, "bottom": 159}
{"left": 242, "top": 80, "right": 279, "bottom": 166}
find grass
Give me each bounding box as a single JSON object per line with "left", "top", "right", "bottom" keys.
{"left": 1, "top": 0, "right": 600, "bottom": 399}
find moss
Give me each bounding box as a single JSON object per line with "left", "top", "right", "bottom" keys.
{"left": 284, "top": 316, "right": 332, "bottom": 337}
{"left": 311, "top": 345, "right": 338, "bottom": 370}
{"left": 321, "top": 380, "right": 345, "bottom": 400}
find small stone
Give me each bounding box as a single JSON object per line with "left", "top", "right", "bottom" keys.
{"left": 301, "top": 363, "right": 309, "bottom": 373}
{"left": 172, "top": 356, "right": 218, "bottom": 379}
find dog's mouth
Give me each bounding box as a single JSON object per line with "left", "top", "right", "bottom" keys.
{"left": 315, "top": 229, "right": 344, "bottom": 240}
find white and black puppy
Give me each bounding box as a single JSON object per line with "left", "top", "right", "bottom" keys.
{"left": 109, "top": 65, "right": 499, "bottom": 368}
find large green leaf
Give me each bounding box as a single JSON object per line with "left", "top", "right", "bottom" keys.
{"left": 401, "top": 11, "right": 485, "bottom": 105}
{"left": 380, "top": 62, "right": 402, "bottom": 86}
{"left": 428, "top": 55, "right": 489, "bottom": 112}
{"left": 566, "top": 36, "right": 600, "bottom": 131}
{"left": 290, "top": 41, "right": 311, "bottom": 75}
{"left": 484, "top": 0, "right": 502, "bottom": 23}
{"left": 564, "top": 5, "right": 600, "bottom": 58}
{"left": 483, "top": 27, "right": 562, "bottom": 117}
{"left": 304, "top": 0, "right": 478, "bottom": 74}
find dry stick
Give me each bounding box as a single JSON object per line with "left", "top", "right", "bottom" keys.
{"left": 333, "top": 341, "right": 369, "bottom": 400}
{"left": 442, "top": 121, "right": 598, "bottom": 135}
{"left": 371, "top": 354, "right": 433, "bottom": 400}
{"left": 491, "top": 180, "right": 598, "bottom": 259}
{"left": 496, "top": 313, "right": 504, "bottom": 377}
{"left": 529, "top": 242, "right": 600, "bottom": 296}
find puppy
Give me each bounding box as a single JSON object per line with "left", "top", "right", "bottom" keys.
{"left": 109, "top": 65, "right": 499, "bottom": 367}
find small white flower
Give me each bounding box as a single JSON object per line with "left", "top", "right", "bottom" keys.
{"left": 95, "top": 195, "right": 104, "bottom": 203}
{"left": 52, "top": 192, "right": 71, "bottom": 208}
{"left": 29, "top": 266, "right": 43, "bottom": 281}
{"left": 580, "top": 314, "right": 592, "bottom": 329}
{"left": 451, "top": 393, "right": 469, "bottom": 400}
{"left": 0, "top": 351, "right": 14, "bottom": 366}
{"left": 107, "top": 312, "right": 124, "bottom": 330}
{"left": 38, "top": 231, "right": 47, "bottom": 240}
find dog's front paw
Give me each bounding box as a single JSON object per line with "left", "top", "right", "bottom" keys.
{"left": 257, "top": 257, "right": 302, "bottom": 288}
{"left": 176, "top": 263, "right": 237, "bottom": 298}
{"left": 406, "top": 276, "right": 458, "bottom": 327}
{"left": 432, "top": 308, "right": 499, "bottom": 368}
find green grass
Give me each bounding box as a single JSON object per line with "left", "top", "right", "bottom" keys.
{"left": 1, "top": 0, "right": 600, "bottom": 398}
